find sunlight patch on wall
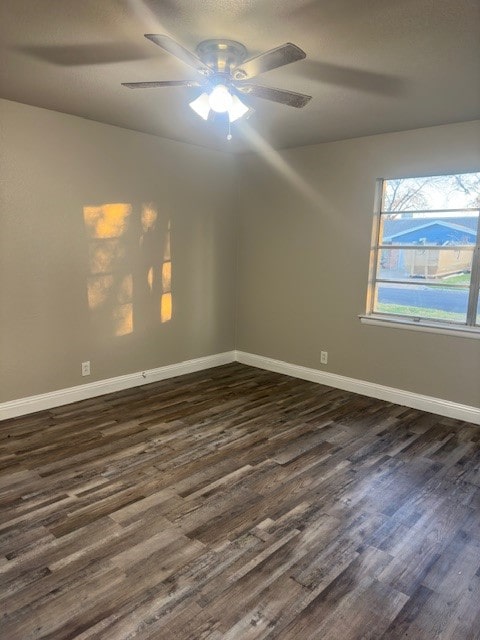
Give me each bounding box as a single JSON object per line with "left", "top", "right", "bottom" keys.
{"left": 114, "top": 274, "right": 133, "bottom": 336}
{"left": 87, "top": 274, "right": 114, "bottom": 310}
{"left": 117, "top": 274, "right": 133, "bottom": 304}
{"left": 162, "top": 261, "right": 171, "bottom": 291}
{"left": 84, "top": 203, "right": 133, "bottom": 337}
{"left": 84, "top": 202, "right": 174, "bottom": 334}
{"left": 147, "top": 266, "right": 154, "bottom": 291}
{"left": 89, "top": 240, "right": 125, "bottom": 273}
{"left": 114, "top": 303, "right": 133, "bottom": 337}
{"left": 161, "top": 293, "right": 172, "bottom": 324}
{"left": 84, "top": 203, "right": 131, "bottom": 239}
{"left": 161, "top": 221, "right": 172, "bottom": 323}
{"left": 139, "top": 205, "right": 174, "bottom": 324}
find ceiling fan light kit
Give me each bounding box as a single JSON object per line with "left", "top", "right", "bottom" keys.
{"left": 189, "top": 90, "right": 249, "bottom": 122}
{"left": 122, "top": 34, "right": 312, "bottom": 139}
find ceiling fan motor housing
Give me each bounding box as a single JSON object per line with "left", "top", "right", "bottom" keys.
{"left": 195, "top": 39, "right": 248, "bottom": 74}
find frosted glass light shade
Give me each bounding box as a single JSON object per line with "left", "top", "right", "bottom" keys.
{"left": 208, "top": 85, "right": 233, "bottom": 113}
{"left": 189, "top": 93, "right": 210, "bottom": 120}
{"left": 228, "top": 94, "right": 249, "bottom": 122}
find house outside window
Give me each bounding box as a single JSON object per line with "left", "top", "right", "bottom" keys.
{"left": 364, "top": 172, "right": 480, "bottom": 334}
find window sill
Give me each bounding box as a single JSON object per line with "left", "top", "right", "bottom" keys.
{"left": 359, "top": 314, "right": 480, "bottom": 339}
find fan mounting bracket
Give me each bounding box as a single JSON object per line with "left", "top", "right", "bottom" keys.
{"left": 196, "top": 39, "right": 247, "bottom": 74}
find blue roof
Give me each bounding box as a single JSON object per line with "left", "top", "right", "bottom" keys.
{"left": 383, "top": 216, "right": 478, "bottom": 244}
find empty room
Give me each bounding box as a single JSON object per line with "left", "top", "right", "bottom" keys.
{"left": 1, "top": 1, "right": 480, "bottom": 638}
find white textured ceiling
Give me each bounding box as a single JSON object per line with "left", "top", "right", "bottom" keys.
{"left": 1, "top": 0, "right": 479, "bottom": 152}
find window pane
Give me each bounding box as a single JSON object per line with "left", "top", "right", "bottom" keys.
{"left": 377, "top": 248, "right": 473, "bottom": 281}
{"left": 383, "top": 173, "right": 480, "bottom": 212}
{"left": 369, "top": 172, "right": 480, "bottom": 329}
{"left": 374, "top": 282, "right": 469, "bottom": 323}
{"left": 379, "top": 212, "right": 478, "bottom": 246}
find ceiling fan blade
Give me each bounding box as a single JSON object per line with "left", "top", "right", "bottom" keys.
{"left": 236, "top": 84, "right": 312, "bottom": 108}
{"left": 232, "top": 43, "right": 306, "bottom": 80}
{"left": 144, "top": 34, "right": 211, "bottom": 76}
{"left": 122, "top": 80, "right": 200, "bottom": 89}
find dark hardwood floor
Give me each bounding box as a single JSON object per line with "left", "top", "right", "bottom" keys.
{"left": 1, "top": 363, "right": 479, "bottom": 639}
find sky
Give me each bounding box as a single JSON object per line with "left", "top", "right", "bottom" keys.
{"left": 384, "top": 172, "right": 480, "bottom": 216}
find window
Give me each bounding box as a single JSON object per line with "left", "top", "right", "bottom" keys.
{"left": 365, "top": 172, "right": 480, "bottom": 334}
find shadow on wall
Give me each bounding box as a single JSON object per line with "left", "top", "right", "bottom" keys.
{"left": 83, "top": 202, "right": 172, "bottom": 337}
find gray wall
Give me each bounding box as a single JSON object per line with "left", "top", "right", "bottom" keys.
{"left": 2, "top": 100, "right": 479, "bottom": 410}
{"left": 236, "top": 121, "right": 480, "bottom": 408}
{"left": 0, "top": 99, "right": 236, "bottom": 402}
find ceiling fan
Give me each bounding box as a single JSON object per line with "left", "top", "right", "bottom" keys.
{"left": 122, "top": 35, "right": 312, "bottom": 134}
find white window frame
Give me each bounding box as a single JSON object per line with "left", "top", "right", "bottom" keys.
{"left": 361, "top": 173, "right": 480, "bottom": 338}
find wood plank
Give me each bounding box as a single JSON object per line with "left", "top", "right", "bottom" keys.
{"left": 0, "top": 362, "right": 479, "bottom": 639}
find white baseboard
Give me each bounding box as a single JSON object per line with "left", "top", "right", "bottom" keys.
{"left": 2, "top": 349, "right": 479, "bottom": 426}
{"left": 235, "top": 350, "right": 480, "bottom": 426}
{"left": 0, "top": 351, "right": 236, "bottom": 421}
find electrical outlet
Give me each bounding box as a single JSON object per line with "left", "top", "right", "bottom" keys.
{"left": 81, "top": 361, "right": 90, "bottom": 376}
{"left": 320, "top": 351, "right": 328, "bottom": 365}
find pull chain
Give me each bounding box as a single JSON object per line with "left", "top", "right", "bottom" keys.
{"left": 227, "top": 119, "right": 232, "bottom": 141}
